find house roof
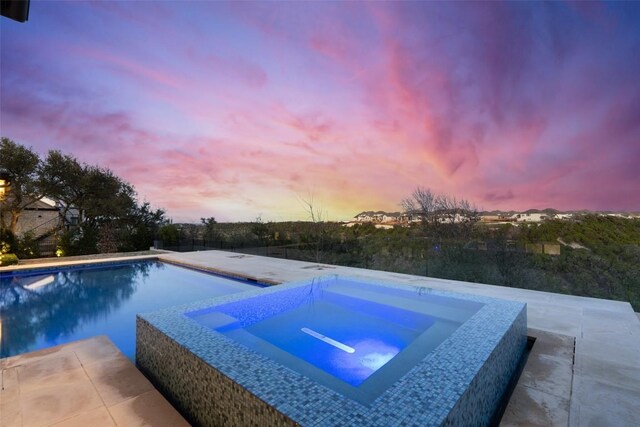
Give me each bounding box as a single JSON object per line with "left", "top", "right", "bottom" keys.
{"left": 23, "top": 199, "right": 59, "bottom": 211}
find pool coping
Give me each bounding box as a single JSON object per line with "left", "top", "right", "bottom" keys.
{"left": 0, "top": 254, "right": 282, "bottom": 286}
{"left": 0, "top": 254, "right": 160, "bottom": 273}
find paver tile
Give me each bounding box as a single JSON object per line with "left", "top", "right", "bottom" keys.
{"left": 72, "top": 336, "right": 123, "bottom": 366}
{"left": 0, "top": 403, "right": 22, "bottom": 427}
{"left": 2, "top": 346, "right": 73, "bottom": 370}
{"left": 19, "top": 367, "right": 88, "bottom": 394}
{"left": 83, "top": 356, "right": 155, "bottom": 406}
{"left": 16, "top": 352, "right": 82, "bottom": 386}
{"left": 582, "top": 307, "right": 640, "bottom": 339}
{"left": 527, "top": 305, "right": 582, "bottom": 337}
{"left": 19, "top": 376, "right": 103, "bottom": 427}
{"left": 500, "top": 384, "right": 569, "bottom": 427}
{"left": 1, "top": 368, "right": 22, "bottom": 427}
{"left": 520, "top": 354, "right": 573, "bottom": 399}
{"left": 2, "top": 366, "right": 20, "bottom": 399}
{"left": 570, "top": 375, "right": 640, "bottom": 427}
{"left": 50, "top": 407, "right": 116, "bottom": 427}
{"left": 108, "top": 390, "right": 189, "bottom": 427}
{"left": 574, "top": 354, "right": 640, "bottom": 393}
{"left": 528, "top": 329, "right": 574, "bottom": 363}
{"left": 575, "top": 337, "right": 640, "bottom": 366}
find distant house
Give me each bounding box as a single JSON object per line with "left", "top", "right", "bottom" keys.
{"left": 4, "top": 198, "right": 63, "bottom": 239}
{"left": 480, "top": 214, "right": 514, "bottom": 223}
{"left": 1, "top": 197, "right": 80, "bottom": 256}
{"left": 353, "top": 211, "right": 400, "bottom": 223}
{"left": 511, "top": 213, "right": 548, "bottom": 223}
{"left": 383, "top": 212, "right": 401, "bottom": 222}
{"left": 604, "top": 213, "right": 635, "bottom": 219}
{"left": 353, "top": 211, "right": 376, "bottom": 222}
{"left": 553, "top": 213, "right": 573, "bottom": 220}
{"left": 354, "top": 209, "right": 482, "bottom": 224}
{"left": 371, "top": 211, "right": 385, "bottom": 222}
{"left": 435, "top": 211, "right": 475, "bottom": 224}
{"left": 399, "top": 212, "right": 424, "bottom": 223}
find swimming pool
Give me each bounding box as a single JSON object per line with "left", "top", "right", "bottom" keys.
{"left": 0, "top": 260, "right": 260, "bottom": 359}
{"left": 138, "top": 275, "right": 527, "bottom": 426}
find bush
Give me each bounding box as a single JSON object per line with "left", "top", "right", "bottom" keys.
{"left": 0, "top": 253, "right": 19, "bottom": 266}
{"left": 15, "top": 232, "right": 40, "bottom": 259}
{"left": 58, "top": 227, "right": 99, "bottom": 256}
{"left": 0, "top": 228, "right": 17, "bottom": 254}
{"left": 158, "top": 224, "right": 180, "bottom": 245}
{"left": 97, "top": 224, "right": 118, "bottom": 253}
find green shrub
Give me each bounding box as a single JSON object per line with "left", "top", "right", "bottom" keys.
{"left": 0, "top": 253, "right": 19, "bottom": 266}
{"left": 0, "top": 228, "right": 16, "bottom": 254}
{"left": 158, "top": 224, "right": 180, "bottom": 245}
{"left": 16, "top": 232, "right": 40, "bottom": 259}
{"left": 58, "top": 227, "right": 98, "bottom": 256}
{"left": 96, "top": 224, "right": 118, "bottom": 253}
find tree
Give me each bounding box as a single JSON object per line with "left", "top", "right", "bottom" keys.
{"left": 39, "top": 150, "right": 85, "bottom": 226}
{"left": 299, "top": 193, "right": 327, "bottom": 263}
{"left": 200, "top": 217, "right": 219, "bottom": 241}
{"left": 251, "top": 215, "right": 271, "bottom": 246}
{"left": 120, "top": 202, "right": 166, "bottom": 251}
{"left": 401, "top": 186, "right": 479, "bottom": 234}
{"left": 79, "top": 166, "right": 137, "bottom": 228}
{"left": 0, "top": 138, "right": 44, "bottom": 234}
{"left": 401, "top": 187, "right": 437, "bottom": 224}
{"left": 96, "top": 223, "right": 118, "bottom": 253}
{"left": 2, "top": 138, "right": 168, "bottom": 256}
{"left": 158, "top": 223, "right": 180, "bottom": 245}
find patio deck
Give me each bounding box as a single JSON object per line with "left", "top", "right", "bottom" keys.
{"left": 0, "top": 336, "right": 188, "bottom": 427}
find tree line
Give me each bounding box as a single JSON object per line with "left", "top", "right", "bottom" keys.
{"left": 0, "top": 137, "right": 167, "bottom": 257}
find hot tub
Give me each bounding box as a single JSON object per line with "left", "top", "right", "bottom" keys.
{"left": 137, "top": 275, "right": 527, "bottom": 426}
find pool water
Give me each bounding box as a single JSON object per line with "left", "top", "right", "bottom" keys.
{"left": 187, "top": 277, "right": 484, "bottom": 397}
{"left": 0, "top": 261, "right": 259, "bottom": 359}
{"left": 142, "top": 276, "right": 527, "bottom": 424}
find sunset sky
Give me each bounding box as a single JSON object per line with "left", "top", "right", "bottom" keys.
{"left": 2, "top": 1, "right": 639, "bottom": 222}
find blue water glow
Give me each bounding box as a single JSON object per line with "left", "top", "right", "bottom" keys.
{"left": 187, "top": 277, "right": 483, "bottom": 389}
{"left": 0, "top": 261, "right": 259, "bottom": 359}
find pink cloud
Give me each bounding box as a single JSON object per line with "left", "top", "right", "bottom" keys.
{"left": 184, "top": 49, "right": 268, "bottom": 90}
{"left": 67, "top": 45, "right": 184, "bottom": 90}
{"left": 2, "top": 2, "right": 639, "bottom": 221}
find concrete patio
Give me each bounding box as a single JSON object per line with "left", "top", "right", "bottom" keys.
{"left": 2, "top": 250, "right": 639, "bottom": 426}
{"left": 0, "top": 336, "right": 188, "bottom": 427}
